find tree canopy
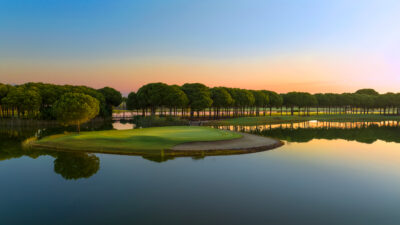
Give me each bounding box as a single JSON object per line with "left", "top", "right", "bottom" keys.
{"left": 355, "top": 88, "right": 379, "bottom": 96}
{"left": 126, "top": 92, "right": 139, "bottom": 110}
{"left": 182, "top": 83, "right": 213, "bottom": 116}
{"left": 98, "top": 87, "right": 123, "bottom": 107}
{"left": 137, "top": 82, "right": 170, "bottom": 115}
{"left": 251, "top": 90, "right": 269, "bottom": 108}
{"left": 53, "top": 93, "right": 100, "bottom": 132}
{"left": 164, "top": 85, "right": 189, "bottom": 109}
{"left": 211, "top": 87, "right": 233, "bottom": 108}
{"left": 1, "top": 86, "right": 41, "bottom": 118}
{"left": 0, "top": 82, "right": 119, "bottom": 119}
{"left": 1, "top": 81, "right": 400, "bottom": 120}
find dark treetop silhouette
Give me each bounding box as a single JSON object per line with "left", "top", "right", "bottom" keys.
{"left": 1, "top": 82, "right": 400, "bottom": 120}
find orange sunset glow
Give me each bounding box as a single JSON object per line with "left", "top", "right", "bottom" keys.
{"left": 1, "top": 52, "right": 398, "bottom": 95}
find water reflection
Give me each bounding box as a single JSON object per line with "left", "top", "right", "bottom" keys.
{"left": 54, "top": 152, "right": 100, "bottom": 180}
{"left": 215, "top": 121, "right": 400, "bottom": 144}
{"left": 0, "top": 120, "right": 113, "bottom": 141}
{"left": 0, "top": 138, "right": 100, "bottom": 180}
{"left": 0, "top": 121, "right": 109, "bottom": 180}
{"left": 141, "top": 154, "right": 205, "bottom": 163}
{"left": 3, "top": 121, "right": 400, "bottom": 224}
{"left": 2, "top": 120, "right": 400, "bottom": 180}
{"left": 0, "top": 120, "right": 180, "bottom": 179}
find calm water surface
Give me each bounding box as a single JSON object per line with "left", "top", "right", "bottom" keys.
{"left": 1, "top": 121, "right": 400, "bottom": 225}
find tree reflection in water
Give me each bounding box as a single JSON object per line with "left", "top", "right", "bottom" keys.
{"left": 54, "top": 152, "right": 100, "bottom": 180}
{"left": 142, "top": 155, "right": 205, "bottom": 163}
{"left": 0, "top": 121, "right": 107, "bottom": 180}
{"left": 2, "top": 120, "right": 400, "bottom": 178}
{"left": 0, "top": 138, "right": 100, "bottom": 180}
{"left": 215, "top": 121, "right": 400, "bottom": 144}
{"left": 0, "top": 129, "right": 101, "bottom": 180}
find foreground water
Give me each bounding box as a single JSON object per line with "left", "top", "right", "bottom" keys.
{"left": 1, "top": 121, "right": 400, "bottom": 224}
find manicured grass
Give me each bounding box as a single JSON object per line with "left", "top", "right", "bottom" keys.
{"left": 31, "top": 126, "right": 242, "bottom": 154}
{"left": 206, "top": 114, "right": 400, "bottom": 126}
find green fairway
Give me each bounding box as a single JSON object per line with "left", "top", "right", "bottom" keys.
{"left": 207, "top": 114, "right": 400, "bottom": 126}
{"left": 31, "top": 126, "right": 242, "bottom": 154}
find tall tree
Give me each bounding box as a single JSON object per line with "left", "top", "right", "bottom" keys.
{"left": 98, "top": 87, "right": 122, "bottom": 118}
{"left": 251, "top": 90, "right": 269, "bottom": 116}
{"left": 263, "top": 91, "right": 283, "bottom": 116}
{"left": 98, "top": 87, "right": 123, "bottom": 114}
{"left": 0, "top": 83, "right": 11, "bottom": 100}
{"left": 164, "top": 85, "right": 189, "bottom": 116}
{"left": 181, "top": 83, "right": 213, "bottom": 117}
{"left": 302, "top": 93, "right": 317, "bottom": 115}
{"left": 1, "top": 86, "right": 41, "bottom": 118}
{"left": 227, "top": 88, "right": 255, "bottom": 116}
{"left": 211, "top": 87, "right": 233, "bottom": 118}
{"left": 53, "top": 93, "right": 100, "bottom": 133}
{"left": 137, "top": 83, "right": 169, "bottom": 115}
{"left": 126, "top": 92, "right": 139, "bottom": 110}
{"left": 0, "top": 84, "right": 13, "bottom": 118}
{"left": 283, "top": 92, "right": 300, "bottom": 115}
{"left": 314, "top": 93, "right": 329, "bottom": 115}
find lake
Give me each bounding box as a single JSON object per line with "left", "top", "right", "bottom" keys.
{"left": 1, "top": 121, "right": 400, "bottom": 225}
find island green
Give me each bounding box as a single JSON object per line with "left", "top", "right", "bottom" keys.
{"left": 30, "top": 126, "right": 242, "bottom": 155}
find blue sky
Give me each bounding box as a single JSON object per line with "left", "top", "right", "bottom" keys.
{"left": 1, "top": 0, "right": 400, "bottom": 93}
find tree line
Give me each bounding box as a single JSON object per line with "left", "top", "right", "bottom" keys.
{"left": 0, "top": 82, "right": 122, "bottom": 120}
{"left": 126, "top": 82, "right": 282, "bottom": 117}
{"left": 126, "top": 83, "right": 400, "bottom": 117}
{"left": 1, "top": 82, "right": 400, "bottom": 121}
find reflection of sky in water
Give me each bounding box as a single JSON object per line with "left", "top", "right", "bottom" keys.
{"left": 2, "top": 122, "right": 400, "bottom": 224}
{"left": 269, "top": 139, "right": 400, "bottom": 187}
{"left": 90, "top": 140, "right": 400, "bottom": 224}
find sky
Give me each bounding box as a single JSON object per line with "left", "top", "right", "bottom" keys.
{"left": 1, "top": 0, "right": 400, "bottom": 95}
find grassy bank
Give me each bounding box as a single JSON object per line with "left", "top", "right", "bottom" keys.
{"left": 206, "top": 114, "right": 400, "bottom": 126}
{"left": 29, "top": 126, "right": 242, "bottom": 155}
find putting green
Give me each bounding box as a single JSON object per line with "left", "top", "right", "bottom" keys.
{"left": 31, "top": 126, "right": 242, "bottom": 155}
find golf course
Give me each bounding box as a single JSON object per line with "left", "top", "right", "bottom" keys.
{"left": 29, "top": 126, "right": 281, "bottom": 156}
